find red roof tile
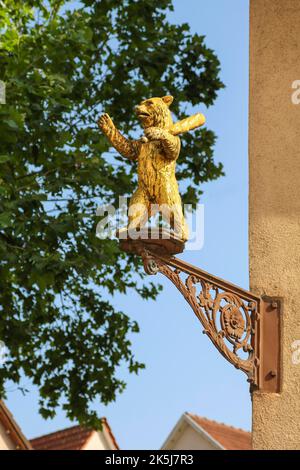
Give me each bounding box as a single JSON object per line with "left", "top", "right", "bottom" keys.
{"left": 30, "top": 419, "right": 119, "bottom": 451}
{"left": 30, "top": 425, "right": 93, "bottom": 450}
{"left": 188, "top": 414, "right": 252, "bottom": 450}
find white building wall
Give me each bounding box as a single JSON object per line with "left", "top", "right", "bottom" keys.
{"left": 0, "top": 421, "right": 15, "bottom": 450}
{"left": 82, "top": 430, "right": 115, "bottom": 450}
{"left": 169, "top": 426, "right": 220, "bottom": 451}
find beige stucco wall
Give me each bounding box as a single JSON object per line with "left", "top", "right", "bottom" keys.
{"left": 0, "top": 421, "right": 15, "bottom": 450}
{"left": 249, "top": 0, "right": 300, "bottom": 450}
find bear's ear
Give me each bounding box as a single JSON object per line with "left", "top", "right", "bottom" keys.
{"left": 162, "top": 95, "right": 174, "bottom": 107}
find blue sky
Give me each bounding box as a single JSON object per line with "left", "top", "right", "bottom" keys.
{"left": 6, "top": 0, "right": 250, "bottom": 450}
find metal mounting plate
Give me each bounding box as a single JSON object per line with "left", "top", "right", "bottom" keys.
{"left": 259, "top": 297, "right": 282, "bottom": 393}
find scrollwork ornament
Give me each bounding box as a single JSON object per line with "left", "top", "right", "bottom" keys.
{"left": 142, "top": 252, "right": 258, "bottom": 385}
{"left": 142, "top": 252, "right": 160, "bottom": 275}
{"left": 222, "top": 304, "right": 245, "bottom": 340}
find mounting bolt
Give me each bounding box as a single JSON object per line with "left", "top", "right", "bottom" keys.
{"left": 271, "top": 301, "right": 278, "bottom": 309}
{"left": 270, "top": 370, "right": 277, "bottom": 377}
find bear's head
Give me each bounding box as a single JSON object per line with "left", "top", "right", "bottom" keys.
{"left": 135, "top": 95, "right": 174, "bottom": 130}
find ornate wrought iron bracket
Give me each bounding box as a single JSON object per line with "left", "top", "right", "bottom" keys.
{"left": 141, "top": 250, "right": 281, "bottom": 393}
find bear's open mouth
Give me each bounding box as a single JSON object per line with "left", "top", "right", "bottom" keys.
{"left": 136, "top": 109, "right": 150, "bottom": 117}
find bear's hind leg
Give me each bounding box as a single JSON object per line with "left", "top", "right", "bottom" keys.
{"left": 161, "top": 203, "right": 189, "bottom": 242}
{"left": 127, "top": 188, "right": 151, "bottom": 233}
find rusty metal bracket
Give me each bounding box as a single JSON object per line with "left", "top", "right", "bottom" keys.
{"left": 141, "top": 250, "right": 281, "bottom": 393}
{"left": 258, "top": 297, "right": 282, "bottom": 393}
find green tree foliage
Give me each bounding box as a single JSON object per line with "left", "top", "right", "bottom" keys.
{"left": 0, "top": 0, "right": 224, "bottom": 427}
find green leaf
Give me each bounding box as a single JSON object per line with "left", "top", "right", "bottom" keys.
{"left": 3, "top": 119, "right": 19, "bottom": 130}
{"left": 0, "top": 212, "right": 12, "bottom": 228}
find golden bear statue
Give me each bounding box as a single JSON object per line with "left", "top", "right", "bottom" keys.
{"left": 98, "top": 96, "right": 205, "bottom": 242}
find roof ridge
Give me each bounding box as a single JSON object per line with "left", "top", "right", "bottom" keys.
{"left": 187, "top": 413, "right": 251, "bottom": 434}
{"left": 102, "top": 417, "right": 119, "bottom": 450}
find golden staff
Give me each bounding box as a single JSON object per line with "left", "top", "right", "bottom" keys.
{"left": 169, "top": 112, "right": 206, "bottom": 135}
{"left": 142, "top": 112, "right": 206, "bottom": 142}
